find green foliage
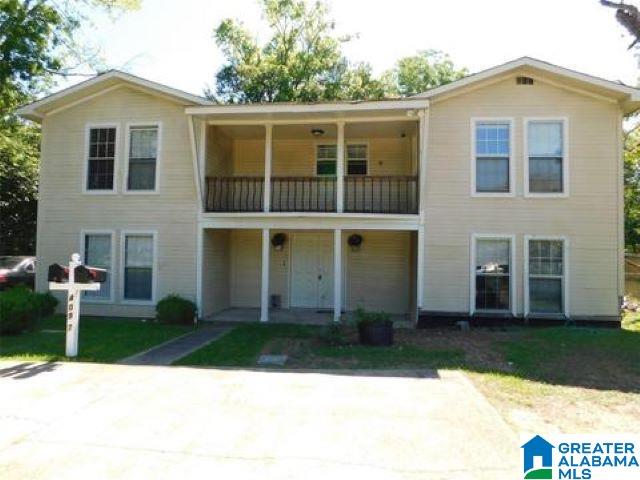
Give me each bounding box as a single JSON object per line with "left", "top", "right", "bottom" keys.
{"left": 625, "top": 130, "right": 640, "bottom": 251}
{"left": 156, "top": 294, "right": 197, "bottom": 325}
{"left": 210, "top": 0, "right": 465, "bottom": 103}
{"left": 0, "top": 286, "right": 58, "bottom": 335}
{"left": 320, "top": 321, "right": 348, "bottom": 346}
{"left": 354, "top": 307, "right": 392, "bottom": 326}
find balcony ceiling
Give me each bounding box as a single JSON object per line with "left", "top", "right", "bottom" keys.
{"left": 214, "top": 121, "right": 417, "bottom": 140}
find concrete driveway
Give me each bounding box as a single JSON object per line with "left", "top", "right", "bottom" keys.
{"left": 0, "top": 361, "right": 519, "bottom": 479}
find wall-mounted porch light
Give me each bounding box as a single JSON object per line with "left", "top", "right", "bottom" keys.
{"left": 271, "top": 233, "right": 287, "bottom": 251}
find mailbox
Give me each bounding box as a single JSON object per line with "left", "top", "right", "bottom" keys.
{"left": 48, "top": 263, "right": 106, "bottom": 283}
{"left": 48, "top": 263, "right": 68, "bottom": 282}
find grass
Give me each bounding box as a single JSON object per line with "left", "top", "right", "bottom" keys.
{"left": 0, "top": 315, "right": 193, "bottom": 363}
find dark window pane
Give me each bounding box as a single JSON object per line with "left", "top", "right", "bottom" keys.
{"left": 529, "top": 157, "right": 562, "bottom": 193}
{"left": 317, "top": 160, "right": 336, "bottom": 175}
{"left": 87, "top": 159, "right": 114, "bottom": 189}
{"left": 475, "top": 275, "right": 510, "bottom": 310}
{"left": 347, "top": 160, "right": 367, "bottom": 175}
{"left": 476, "top": 157, "right": 509, "bottom": 192}
{"left": 124, "top": 267, "right": 152, "bottom": 300}
{"left": 128, "top": 158, "right": 156, "bottom": 190}
{"left": 530, "top": 277, "right": 562, "bottom": 313}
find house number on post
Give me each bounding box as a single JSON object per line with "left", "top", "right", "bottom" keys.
{"left": 48, "top": 253, "right": 105, "bottom": 357}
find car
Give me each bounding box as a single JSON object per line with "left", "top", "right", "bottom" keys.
{"left": 0, "top": 256, "right": 36, "bottom": 291}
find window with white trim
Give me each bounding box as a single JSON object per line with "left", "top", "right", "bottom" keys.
{"left": 316, "top": 144, "right": 337, "bottom": 176}
{"left": 474, "top": 122, "right": 510, "bottom": 193}
{"left": 83, "top": 233, "right": 111, "bottom": 300}
{"left": 346, "top": 143, "right": 368, "bottom": 175}
{"left": 127, "top": 126, "right": 158, "bottom": 191}
{"left": 528, "top": 239, "right": 564, "bottom": 314}
{"left": 123, "top": 234, "right": 154, "bottom": 301}
{"left": 475, "top": 238, "right": 511, "bottom": 311}
{"left": 527, "top": 120, "right": 564, "bottom": 193}
{"left": 87, "top": 127, "right": 116, "bottom": 190}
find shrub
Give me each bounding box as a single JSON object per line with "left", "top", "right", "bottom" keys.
{"left": 0, "top": 287, "right": 58, "bottom": 335}
{"left": 354, "top": 307, "right": 392, "bottom": 326}
{"left": 156, "top": 294, "right": 197, "bottom": 325}
{"left": 320, "top": 321, "right": 349, "bottom": 346}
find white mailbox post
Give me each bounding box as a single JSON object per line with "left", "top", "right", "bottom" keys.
{"left": 49, "top": 253, "right": 100, "bottom": 357}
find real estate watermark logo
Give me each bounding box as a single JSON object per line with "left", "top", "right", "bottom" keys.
{"left": 521, "top": 434, "right": 640, "bottom": 480}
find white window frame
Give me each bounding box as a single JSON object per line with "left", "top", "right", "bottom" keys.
{"left": 469, "top": 233, "right": 516, "bottom": 316}
{"left": 523, "top": 117, "right": 569, "bottom": 198}
{"left": 79, "top": 229, "right": 116, "bottom": 303}
{"left": 524, "top": 235, "right": 569, "bottom": 317}
{"left": 83, "top": 123, "right": 119, "bottom": 194}
{"left": 120, "top": 230, "right": 158, "bottom": 305}
{"left": 314, "top": 140, "right": 370, "bottom": 177}
{"left": 315, "top": 142, "right": 338, "bottom": 177}
{"left": 123, "top": 121, "right": 162, "bottom": 194}
{"left": 470, "top": 118, "right": 515, "bottom": 197}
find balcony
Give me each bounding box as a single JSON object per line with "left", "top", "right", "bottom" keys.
{"left": 205, "top": 175, "right": 418, "bottom": 214}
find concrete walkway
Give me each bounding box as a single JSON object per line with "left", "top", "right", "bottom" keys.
{"left": 119, "top": 325, "right": 229, "bottom": 365}
{"left": 0, "top": 361, "right": 520, "bottom": 479}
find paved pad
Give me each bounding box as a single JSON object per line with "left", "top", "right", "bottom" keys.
{"left": 0, "top": 361, "right": 519, "bottom": 479}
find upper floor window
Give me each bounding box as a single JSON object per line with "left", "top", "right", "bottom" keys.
{"left": 526, "top": 119, "right": 566, "bottom": 195}
{"left": 346, "top": 144, "right": 368, "bottom": 175}
{"left": 473, "top": 121, "right": 511, "bottom": 195}
{"left": 126, "top": 125, "right": 159, "bottom": 191}
{"left": 86, "top": 127, "right": 116, "bottom": 191}
{"left": 316, "top": 144, "right": 337, "bottom": 176}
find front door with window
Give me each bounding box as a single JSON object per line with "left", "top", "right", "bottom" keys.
{"left": 291, "top": 233, "right": 334, "bottom": 309}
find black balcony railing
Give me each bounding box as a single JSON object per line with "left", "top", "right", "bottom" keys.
{"left": 206, "top": 176, "right": 264, "bottom": 212}
{"left": 205, "top": 175, "right": 418, "bottom": 214}
{"left": 270, "top": 176, "right": 336, "bottom": 212}
{"left": 344, "top": 175, "right": 418, "bottom": 214}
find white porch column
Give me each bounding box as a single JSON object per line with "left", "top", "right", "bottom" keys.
{"left": 333, "top": 229, "right": 342, "bottom": 322}
{"left": 336, "top": 121, "right": 345, "bottom": 212}
{"left": 263, "top": 124, "right": 273, "bottom": 212}
{"left": 261, "top": 228, "right": 270, "bottom": 322}
{"left": 418, "top": 109, "right": 429, "bottom": 216}
{"left": 416, "top": 224, "right": 425, "bottom": 316}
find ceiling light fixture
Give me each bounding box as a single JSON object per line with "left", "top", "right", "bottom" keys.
{"left": 311, "top": 128, "right": 325, "bottom": 137}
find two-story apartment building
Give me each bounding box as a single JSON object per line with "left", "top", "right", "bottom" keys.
{"left": 18, "top": 57, "right": 640, "bottom": 325}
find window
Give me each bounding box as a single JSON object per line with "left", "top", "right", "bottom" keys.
{"left": 127, "top": 125, "right": 159, "bottom": 191}
{"left": 123, "top": 234, "right": 154, "bottom": 301}
{"left": 347, "top": 143, "right": 368, "bottom": 175}
{"left": 474, "top": 121, "right": 511, "bottom": 194}
{"left": 527, "top": 238, "right": 565, "bottom": 314}
{"left": 86, "top": 127, "right": 116, "bottom": 190}
{"left": 83, "top": 233, "right": 112, "bottom": 300}
{"left": 526, "top": 120, "right": 565, "bottom": 194}
{"left": 474, "top": 237, "right": 512, "bottom": 312}
{"left": 316, "top": 144, "right": 337, "bottom": 176}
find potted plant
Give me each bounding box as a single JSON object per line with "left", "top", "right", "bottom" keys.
{"left": 355, "top": 308, "right": 393, "bottom": 346}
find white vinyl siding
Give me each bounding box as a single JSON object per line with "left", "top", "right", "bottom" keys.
{"left": 126, "top": 125, "right": 159, "bottom": 191}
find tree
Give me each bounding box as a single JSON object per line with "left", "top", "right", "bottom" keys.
{"left": 601, "top": 1, "right": 640, "bottom": 49}
{"left": 625, "top": 131, "right": 640, "bottom": 251}
{"left": 0, "top": 0, "right": 139, "bottom": 254}
{"left": 210, "top": 0, "right": 466, "bottom": 103}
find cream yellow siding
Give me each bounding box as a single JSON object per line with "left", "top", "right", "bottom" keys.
{"left": 424, "top": 76, "right": 620, "bottom": 318}
{"left": 36, "top": 86, "right": 198, "bottom": 317}
{"left": 201, "top": 229, "right": 230, "bottom": 317}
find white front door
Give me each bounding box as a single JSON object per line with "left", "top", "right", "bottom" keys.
{"left": 291, "top": 233, "right": 334, "bottom": 309}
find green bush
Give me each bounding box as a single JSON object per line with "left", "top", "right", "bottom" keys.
{"left": 156, "top": 294, "right": 197, "bottom": 325}
{"left": 354, "top": 307, "right": 392, "bottom": 326}
{"left": 0, "top": 287, "right": 58, "bottom": 335}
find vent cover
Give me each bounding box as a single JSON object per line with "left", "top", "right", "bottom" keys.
{"left": 517, "top": 76, "right": 534, "bottom": 85}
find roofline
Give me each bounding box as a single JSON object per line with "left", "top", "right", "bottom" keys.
{"left": 413, "top": 56, "right": 640, "bottom": 101}
{"left": 185, "top": 98, "right": 429, "bottom": 116}
{"left": 16, "top": 70, "right": 212, "bottom": 120}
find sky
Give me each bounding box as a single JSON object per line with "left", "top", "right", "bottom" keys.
{"left": 63, "top": 0, "right": 640, "bottom": 97}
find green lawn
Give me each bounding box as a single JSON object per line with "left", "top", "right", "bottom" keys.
{"left": 0, "top": 315, "right": 193, "bottom": 363}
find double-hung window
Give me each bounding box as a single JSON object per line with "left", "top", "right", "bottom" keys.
{"left": 83, "top": 232, "right": 112, "bottom": 301}
{"left": 126, "top": 125, "right": 159, "bottom": 191}
{"left": 527, "top": 238, "right": 566, "bottom": 315}
{"left": 473, "top": 236, "right": 512, "bottom": 312}
{"left": 123, "top": 233, "right": 155, "bottom": 301}
{"left": 526, "top": 120, "right": 566, "bottom": 195}
{"left": 346, "top": 143, "right": 368, "bottom": 175}
{"left": 86, "top": 127, "right": 116, "bottom": 191}
{"left": 316, "top": 144, "right": 337, "bottom": 176}
{"left": 474, "top": 121, "right": 511, "bottom": 194}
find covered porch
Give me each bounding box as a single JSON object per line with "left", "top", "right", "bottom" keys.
{"left": 198, "top": 225, "right": 423, "bottom": 325}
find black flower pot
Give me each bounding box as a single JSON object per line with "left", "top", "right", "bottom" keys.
{"left": 358, "top": 320, "right": 394, "bottom": 346}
